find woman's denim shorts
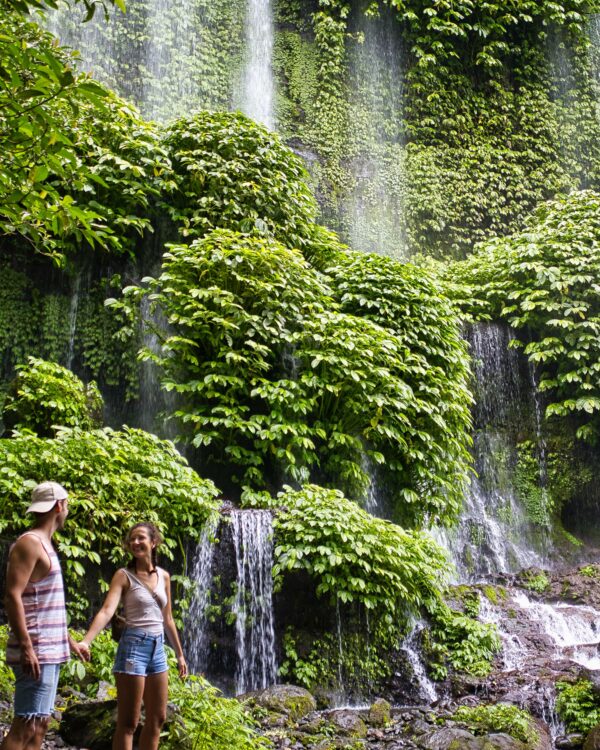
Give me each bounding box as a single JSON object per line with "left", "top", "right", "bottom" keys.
{"left": 113, "top": 628, "right": 167, "bottom": 676}
{"left": 12, "top": 663, "right": 61, "bottom": 718}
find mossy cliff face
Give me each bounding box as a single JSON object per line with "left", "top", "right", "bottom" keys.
{"left": 45, "top": 0, "right": 600, "bottom": 259}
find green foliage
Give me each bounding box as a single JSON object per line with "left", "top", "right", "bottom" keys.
{"left": 0, "top": 10, "right": 167, "bottom": 266}
{"left": 279, "top": 626, "right": 391, "bottom": 694}
{"left": 556, "top": 679, "right": 600, "bottom": 733}
{"left": 3, "top": 357, "right": 102, "bottom": 436}
{"left": 449, "top": 191, "right": 600, "bottom": 440}
{"left": 246, "top": 484, "right": 449, "bottom": 633}
{"left": 519, "top": 571, "right": 550, "bottom": 594}
{"left": 0, "top": 400, "right": 219, "bottom": 618}
{"left": 5, "top": 0, "right": 122, "bottom": 19}
{"left": 387, "top": 0, "right": 599, "bottom": 70}
{"left": 580, "top": 564, "right": 600, "bottom": 578}
{"left": 120, "top": 228, "right": 471, "bottom": 522}
{"left": 454, "top": 703, "right": 539, "bottom": 746}
{"left": 165, "top": 673, "right": 271, "bottom": 750}
{"left": 49, "top": 0, "right": 246, "bottom": 122}
{"left": 0, "top": 627, "right": 16, "bottom": 703}
{"left": 161, "top": 111, "right": 317, "bottom": 249}
{"left": 427, "top": 604, "right": 501, "bottom": 679}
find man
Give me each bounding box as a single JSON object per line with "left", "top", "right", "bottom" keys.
{"left": 1, "top": 481, "right": 86, "bottom": 750}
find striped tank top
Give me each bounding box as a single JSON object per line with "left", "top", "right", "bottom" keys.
{"left": 6, "top": 532, "right": 70, "bottom": 665}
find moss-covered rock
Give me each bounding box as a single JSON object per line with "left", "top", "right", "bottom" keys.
{"left": 368, "top": 698, "right": 391, "bottom": 727}
{"left": 245, "top": 684, "right": 317, "bottom": 722}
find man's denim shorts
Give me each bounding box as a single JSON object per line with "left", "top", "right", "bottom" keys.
{"left": 113, "top": 628, "right": 167, "bottom": 676}
{"left": 12, "top": 662, "right": 61, "bottom": 718}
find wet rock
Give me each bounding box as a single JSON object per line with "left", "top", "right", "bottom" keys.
{"left": 59, "top": 699, "right": 184, "bottom": 750}
{"left": 59, "top": 700, "right": 118, "bottom": 750}
{"left": 584, "top": 725, "right": 600, "bottom": 749}
{"left": 244, "top": 684, "right": 317, "bottom": 721}
{"left": 417, "top": 727, "right": 528, "bottom": 750}
{"left": 368, "top": 698, "right": 391, "bottom": 726}
{"left": 324, "top": 709, "right": 367, "bottom": 738}
{"left": 555, "top": 734, "right": 585, "bottom": 749}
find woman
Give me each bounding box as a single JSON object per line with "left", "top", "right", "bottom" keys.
{"left": 80, "top": 523, "right": 187, "bottom": 750}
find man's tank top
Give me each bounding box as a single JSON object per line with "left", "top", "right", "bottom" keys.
{"left": 121, "top": 567, "right": 167, "bottom": 636}
{"left": 6, "top": 532, "right": 70, "bottom": 665}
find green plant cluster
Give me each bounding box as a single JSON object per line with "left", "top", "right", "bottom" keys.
{"left": 448, "top": 190, "right": 600, "bottom": 441}
{"left": 0, "top": 9, "right": 168, "bottom": 266}
{"left": 119, "top": 225, "right": 471, "bottom": 521}
{"left": 160, "top": 111, "right": 317, "bottom": 248}
{"left": 3, "top": 358, "right": 102, "bottom": 436}
{"left": 518, "top": 570, "right": 550, "bottom": 594}
{"left": 0, "top": 364, "right": 219, "bottom": 618}
{"left": 454, "top": 703, "right": 539, "bottom": 746}
{"left": 245, "top": 484, "right": 450, "bottom": 629}
{"left": 279, "top": 627, "right": 391, "bottom": 695}
{"left": 387, "top": 0, "right": 600, "bottom": 70}
{"left": 272, "top": 0, "right": 600, "bottom": 257}
{"left": 556, "top": 679, "right": 600, "bottom": 733}
{"left": 0, "top": 260, "right": 140, "bottom": 399}
{"left": 0, "top": 627, "right": 15, "bottom": 703}
{"left": 426, "top": 603, "right": 501, "bottom": 679}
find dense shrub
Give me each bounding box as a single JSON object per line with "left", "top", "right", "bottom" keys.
{"left": 244, "top": 484, "right": 449, "bottom": 626}
{"left": 161, "top": 111, "right": 317, "bottom": 250}
{"left": 0, "top": 415, "right": 219, "bottom": 618}
{"left": 3, "top": 357, "right": 103, "bottom": 436}
{"left": 121, "top": 229, "right": 472, "bottom": 523}
{"left": 448, "top": 190, "right": 600, "bottom": 441}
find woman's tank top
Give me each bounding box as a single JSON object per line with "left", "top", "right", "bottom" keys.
{"left": 6, "top": 532, "right": 70, "bottom": 665}
{"left": 121, "top": 567, "right": 167, "bottom": 636}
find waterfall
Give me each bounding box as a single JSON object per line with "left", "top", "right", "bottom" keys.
{"left": 240, "top": 0, "right": 274, "bottom": 129}
{"left": 137, "top": 297, "right": 178, "bottom": 437}
{"left": 512, "top": 591, "right": 600, "bottom": 667}
{"left": 345, "top": 7, "right": 405, "bottom": 258}
{"left": 44, "top": 0, "right": 221, "bottom": 122}
{"left": 231, "top": 510, "right": 277, "bottom": 694}
{"left": 185, "top": 518, "right": 218, "bottom": 675}
{"left": 479, "top": 597, "right": 526, "bottom": 672}
{"left": 400, "top": 622, "right": 438, "bottom": 703}
{"left": 436, "top": 323, "right": 547, "bottom": 580}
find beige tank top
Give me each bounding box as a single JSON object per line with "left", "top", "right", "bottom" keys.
{"left": 121, "top": 567, "right": 167, "bottom": 636}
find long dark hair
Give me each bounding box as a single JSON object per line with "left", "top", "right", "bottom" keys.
{"left": 125, "top": 522, "right": 163, "bottom": 572}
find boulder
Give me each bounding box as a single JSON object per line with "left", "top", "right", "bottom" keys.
{"left": 59, "top": 700, "right": 118, "bottom": 750}
{"left": 368, "top": 698, "right": 391, "bottom": 727}
{"left": 556, "top": 736, "right": 585, "bottom": 749}
{"left": 418, "top": 728, "right": 527, "bottom": 750}
{"left": 325, "top": 709, "right": 368, "bottom": 738}
{"left": 584, "top": 725, "right": 600, "bottom": 750}
{"left": 242, "top": 684, "right": 316, "bottom": 721}
{"left": 59, "top": 699, "right": 185, "bottom": 750}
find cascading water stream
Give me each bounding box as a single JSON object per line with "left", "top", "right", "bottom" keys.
{"left": 231, "top": 510, "right": 277, "bottom": 694}
{"left": 436, "top": 322, "right": 546, "bottom": 580}
{"left": 240, "top": 0, "right": 274, "bottom": 129}
{"left": 185, "top": 518, "right": 218, "bottom": 675}
{"left": 400, "top": 622, "right": 438, "bottom": 703}
{"left": 345, "top": 8, "right": 404, "bottom": 257}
